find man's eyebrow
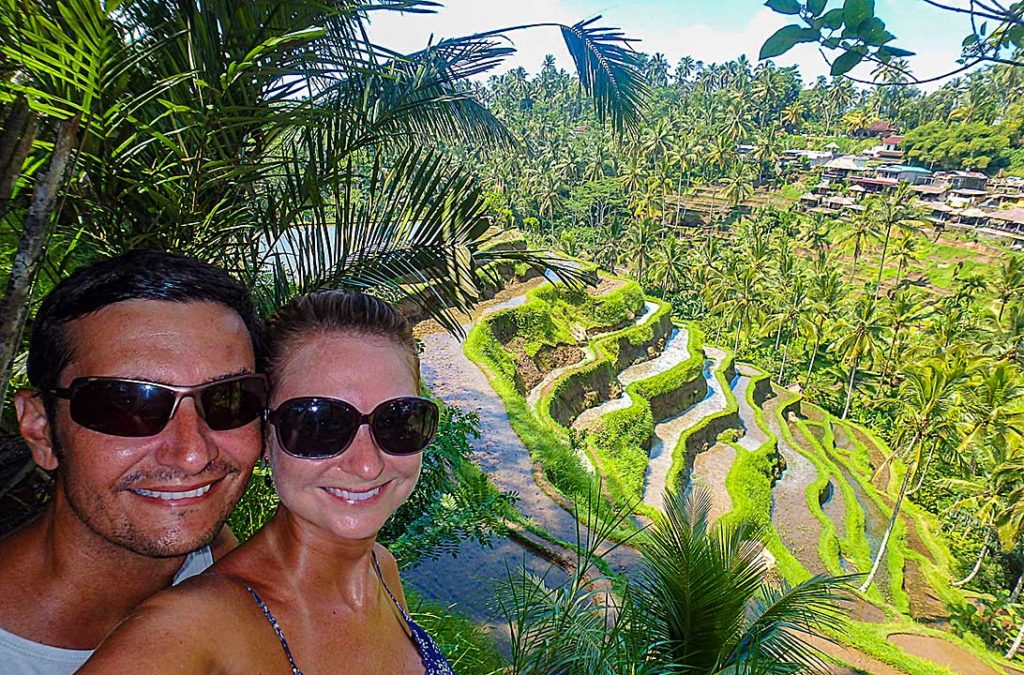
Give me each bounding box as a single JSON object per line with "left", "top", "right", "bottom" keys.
{"left": 119, "top": 369, "right": 254, "bottom": 386}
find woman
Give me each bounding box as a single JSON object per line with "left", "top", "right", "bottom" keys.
{"left": 81, "top": 291, "right": 453, "bottom": 674}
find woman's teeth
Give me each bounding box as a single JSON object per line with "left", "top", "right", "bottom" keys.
{"left": 324, "top": 485, "right": 383, "bottom": 502}
{"left": 133, "top": 484, "right": 213, "bottom": 500}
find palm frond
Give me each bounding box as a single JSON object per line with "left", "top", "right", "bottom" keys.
{"left": 558, "top": 17, "right": 648, "bottom": 135}
{"left": 728, "top": 574, "right": 855, "bottom": 673}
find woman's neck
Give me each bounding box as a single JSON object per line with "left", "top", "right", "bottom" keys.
{"left": 255, "top": 508, "right": 380, "bottom": 608}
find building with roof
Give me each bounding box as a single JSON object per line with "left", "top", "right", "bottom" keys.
{"left": 854, "top": 120, "right": 897, "bottom": 138}
{"left": 850, "top": 176, "right": 899, "bottom": 193}
{"left": 876, "top": 165, "right": 933, "bottom": 185}
{"left": 942, "top": 171, "right": 989, "bottom": 191}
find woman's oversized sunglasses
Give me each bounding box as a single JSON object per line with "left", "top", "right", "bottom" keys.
{"left": 46, "top": 374, "right": 269, "bottom": 437}
{"left": 266, "top": 396, "right": 439, "bottom": 459}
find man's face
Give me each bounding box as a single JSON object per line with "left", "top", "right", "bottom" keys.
{"left": 39, "top": 300, "right": 261, "bottom": 557}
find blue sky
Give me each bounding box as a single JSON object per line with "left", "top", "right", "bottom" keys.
{"left": 367, "top": 1, "right": 976, "bottom": 90}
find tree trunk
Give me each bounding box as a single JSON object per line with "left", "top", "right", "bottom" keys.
{"left": 1006, "top": 615, "right": 1024, "bottom": 660}
{"left": 873, "top": 223, "right": 894, "bottom": 299}
{"left": 1010, "top": 567, "right": 1024, "bottom": 604}
{"left": 907, "top": 439, "right": 938, "bottom": 496}
{"left": 778, "top": 338, "right": 789, "bottom": 384}
{"left": 0, "top": 114, "right": 81, "bottom": 406}
{"left": 860, "top": 437, "right": 917, "bottom": 592}
{"left": 951, "top": 529, "right": 990, "bottom": 587}
{"left": 806, "top": 329, "right": 822, "bottom": 382}
{"left": 842, "top": 354, "right": 859, "bottom": 419}
{"left": 0, "top": 97, "right": 39, "bottom": 207}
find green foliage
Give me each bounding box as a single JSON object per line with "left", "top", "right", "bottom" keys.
{"left": 407, "top": 593, "right": 506, "bottom": 674}
{"left": 904, "top": 120, "right": 1014, "bottom": 171}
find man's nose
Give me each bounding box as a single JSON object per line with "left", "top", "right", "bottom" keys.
{"left": 338, "top": 425, "right": 385, "bottom": 480}
{"left": 154, "top": 397, "right": 218, "bottom": 471}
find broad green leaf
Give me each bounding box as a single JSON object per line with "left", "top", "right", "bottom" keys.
{"left": 842, "top": 0, "right": 874, "bottom": 31}
{"left": 831, "top": 48, "right": 864, "bottom": 75}
{"left": 765, "top": 0, "right": 802, "bottom": 15}
{"left": 760, "top": 24, "right": 819, "bottom": 59}
{"left": 808, "top": 0, "right": 828, "bottom": 16}
{"left": 879, "top": 45, "right": 915, "bottom": 58}
{"left": 856, "top": 17, "right": 888, "bottom": 45}
{"left": 821, "top": 7, "right": 845, "bottom": 29}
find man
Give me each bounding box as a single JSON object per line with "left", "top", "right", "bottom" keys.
{"left": 0, "top": 250, "right": 268, "bottom": 673}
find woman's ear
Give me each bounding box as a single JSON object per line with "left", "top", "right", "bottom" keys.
{"left": 15, "top": 390, "right": 60, "bottom": 471}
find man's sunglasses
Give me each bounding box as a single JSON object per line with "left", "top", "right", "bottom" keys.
{"left": 46, "top": 374, "right": 269, "bottom": 438}
{"left": 266, "top": 396, "right": 439, "bottom": 459}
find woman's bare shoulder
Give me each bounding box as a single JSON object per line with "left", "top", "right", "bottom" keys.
{"left": 77, "top": 575, "right": 263, "bottom": 674}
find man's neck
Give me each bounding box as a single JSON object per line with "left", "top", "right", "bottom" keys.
{"left": 0, "top": 502, "right": 186, "bottom": 650}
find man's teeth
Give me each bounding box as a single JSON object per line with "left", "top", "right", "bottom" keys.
{"left": 324, "top": 485, "right": 383, "bottom": 502}
{"left": 133, "top": 484, "right": 213, "bottom": 500}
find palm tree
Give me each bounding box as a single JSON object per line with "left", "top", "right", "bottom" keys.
{"left": 650, "top": 235, "right": 689, "bottom": 294}
{"left": 860, "top": 359, "right": 967, "bottom": 592}
{"left": 835, "top": 211, "right": 882, "bottom": 287}
{"left": 993, "top": 255, "right": 1024, "bottom": 322}
{"left": 497, "top": 488, "right": 853, "bottom": 673}
{"left": 0, "top": 0, "right": 651, "bottom": 386}
{"left": 805, "top": 262, "right": 847, "bottom": 381}
{"left": 867, "top": 183, "right": 925, "bottom": 299}
{"left": 711, "top": 262, "right": 764, "bottom": 353}
{"left": 890, "top": 234, "right": 921, "bottom": 287}
{"left": 881, "top": 288, "right": 933, "bottom": 382}
{"left": 635, "top": 487, "right": 852, "bottom": 672}
{"left": 832, "top": 295, "right": 888, "bottom": 419}
{"left": 619, "top": 219, "right": 659, "bottom": 282}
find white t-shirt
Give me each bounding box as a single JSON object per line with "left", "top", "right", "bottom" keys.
{"left": 0, "top": 546, "right": 213, "bottom": 674}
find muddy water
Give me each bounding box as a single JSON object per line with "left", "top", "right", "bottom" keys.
{"left": 406, "top": 283, "right": 641, "bottom": 628}
{"left": 763, "top": 391, "right": 827, "bottom": 576}
{"left": 835, "top": 461, "right": 891, "bottom": 600}
{"left": 618, "top": 326, "right": 690, "bottom": 386}
{"left": 642, "top": 349, "right": 728, "bottom": 510}
{"left": 733, "top": 367, "right": 770, "bottom": 452}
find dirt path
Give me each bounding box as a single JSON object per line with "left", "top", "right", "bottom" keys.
{"left": 762, "top": 388, "right": 827, "bottom": 576}
{"left": 889, "top": 634, "right": 1001, "bottom": 675}
{"left": 691, "top": 442, "right": 735, "bottom": 523}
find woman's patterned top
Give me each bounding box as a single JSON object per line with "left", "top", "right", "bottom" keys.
{"left": 243, "top": 551, "right": 453, "bottom": 674}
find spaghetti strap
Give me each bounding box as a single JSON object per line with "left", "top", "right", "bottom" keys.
{"left": 371, "top": 550, "right": 455, "bottom": 675}
{"left": 244, "top": 585, "right": 303, "bottom": 675}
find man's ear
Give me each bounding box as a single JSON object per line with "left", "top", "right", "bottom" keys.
{"left": 14, "top": 390, "right": 59, "bottom": 471}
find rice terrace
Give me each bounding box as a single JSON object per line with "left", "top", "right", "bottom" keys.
{"left": 5, "top": 0, "right": 1024, "bottom": 673}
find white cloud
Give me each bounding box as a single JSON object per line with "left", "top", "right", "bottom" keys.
{"left": 365, "top": 3, "right": 974, "bottom": 92}
{"left": 365, "top": 0, "right": 578, "bottom": 78}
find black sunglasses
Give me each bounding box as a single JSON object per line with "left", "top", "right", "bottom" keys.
{"left": 47, "top": 374, "right": 269, "bottom": 438}
{"left": 266, "top": 396, "right": 439, "bottom": 459}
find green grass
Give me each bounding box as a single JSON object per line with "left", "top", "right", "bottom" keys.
{"left": 407, "top": 591, "right": 506, "bottom": 674}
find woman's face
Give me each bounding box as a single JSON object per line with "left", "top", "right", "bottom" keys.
{"left": 268, "top": 332, "right": 423, "bottom": 542}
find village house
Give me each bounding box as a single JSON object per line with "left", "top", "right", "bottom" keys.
{"left": 853, "top": 119, "right": 898, "bottom": 138}
{"left": 876, "top": 164, "right": 932, "bottom": 185}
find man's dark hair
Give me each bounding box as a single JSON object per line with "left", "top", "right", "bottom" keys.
{"left": 27, "top": 250, "right": 268, "bottom": 395}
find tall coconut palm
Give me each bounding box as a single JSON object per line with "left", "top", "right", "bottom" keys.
{"left": 805, "top": 262, "right": 847, "bottom": 381}
{"left": 832, "top": 294, "right": 888, "bottom": 419}
{"left": 881, "top": 288, "right": 933, "bottom": 382}
{"left": 890, "top": 234, "right": 921, "bottom": 287}
{"left": 867, "top": 183, "right": 925, "bottom": 299}
{"left": 994, "top": 255, "right": 1024, "bottom": 322}
{"left": 0, "top": 0, "right": 651, "bottom": 387}
{"left": 860, "top": 358, "right": 967, "bottom": 592}
{"left": 835, "top": 211, "right": 882, "bottom": 287}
